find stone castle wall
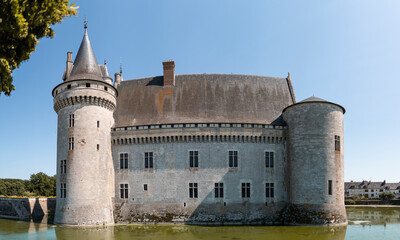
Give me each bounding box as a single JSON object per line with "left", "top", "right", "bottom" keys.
{"left": 54, "top": 80, "right": 116, "bottom": 226}
{"left": 283, "top": 102, "right": 347, "bottom": 225}
{"left": 112, "top": 125, "right": 288, "bottom": 225}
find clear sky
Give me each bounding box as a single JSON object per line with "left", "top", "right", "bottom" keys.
{"left": 1, "top": 0, "right": 399, "bottom": 182}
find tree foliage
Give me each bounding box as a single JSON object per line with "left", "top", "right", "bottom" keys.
{"left": 380, "top": 192, "right": 395, "bottom": 201}
{"left": 0, "top": 172, "right": 56, "bottom": 197}
{"left": 27, "top": 172, "right": 56, "bottom": 197}
{"left": 0, "top": 0, "right": 77, "bottom": 95}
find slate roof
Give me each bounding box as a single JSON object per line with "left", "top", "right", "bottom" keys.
{"left": 114, "top": 74, "right": 296, "bottom": 127}
{"left": 68, "top": 28, "right": 103, "bottom": 81}
{"left": 345, "top": 181, "right": 400, "bottom": 190}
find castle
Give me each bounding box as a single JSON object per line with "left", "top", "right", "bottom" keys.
{"left": 52, "top": 25, "right": 347, "bottom": 226}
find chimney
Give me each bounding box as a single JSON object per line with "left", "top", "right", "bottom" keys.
{"left": 162, "top": 60, "right": 175, "bottom": 87}
{"left": 65, "top": 52, "right": 73, "bottom": 80}
{"left": 114, "top": 73, "right": 121, "bottom": 88}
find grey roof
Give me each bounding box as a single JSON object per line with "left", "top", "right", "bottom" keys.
{"left": 283, "top": 95, "right": 346, "bottom": 114}
{"left": 68, "top": 28, "right": 103, "bottom": 81}
{"left": 345, "top": 181, "right": 400, "bottom": 190}
{"left": 114, "top": 74, "right": 295, "bottom": 127}
{"left": 100, "top": 64, "right": 112, "bottom": 81}
{"left": 300, "top": 96, "right": 328, "bottom": 103}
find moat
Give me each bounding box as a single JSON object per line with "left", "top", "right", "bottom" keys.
{"left": 0, "top": 206, "right": 399, "bottom": 239}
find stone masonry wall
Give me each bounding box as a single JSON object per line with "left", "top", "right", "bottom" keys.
{"left": 112, "top": 126, "right": 287, "bottom": 225}
{"left": 0, "top": 197, "right": 56, "bottom": 222}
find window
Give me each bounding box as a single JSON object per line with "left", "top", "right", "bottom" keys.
{"left": 97, "top": 121, "right": 100, "bottom": 128}
{"left": 97, "top": 144, "right": 100, "bottom": 150}
{"left": 120, "top": 184, "right": 128, "bottom": 199}
{"left": 120, "top": 153, "right": 128, "bottom": 169}
{"left": 265, "top": 152, "right": 274, "bottom": 168}
{"left": 328, "top": 180, "right": 333, "bottom": 195}
{"left": 242, "top": 183, "right": 250, "bottom": 198}
{"left": 104, "top": 86, "right": 108, "bottom": 91}
{"left": 145, "top": 152, "right": 153, "bottom": 169}
{"left": 144, "top": 184, "right": 148, "bottom": 191}
{"left": 68, "top": 137, "right": 74, "bottom": 150}
{"left": 229, "top": 151, "right": 238, "bottom": 167}
{"left": 67, "top": 84, "right": 71, "bottom": 89}
{"left": 61, "top": 160, "right": 67, "bottom": 174}
{"left": 69, "top": 114, "right": 74, "bottom": 127}
{"left": 60, "top": 183, "right": 66, "bottom": 198}
{"left": 189, "top": 151, "right": 198, "bottom": 168}
{"left": 189, "top": 183, "right": 198, "bottom": 198}
{"left": 215, "top": 183, "right": 224, "bottom": 198}
{"left": 335, "top": 135, "right": 340, "bottom": 151}
{"left": 266, "top": 182, "right": 274, "bottom": 198}
{"left": 86, "top": 83, "right": 91, "bottom": 87}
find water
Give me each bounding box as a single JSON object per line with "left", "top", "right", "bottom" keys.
{"left": 0, "top": 206, "right": 399, "bottom": 240}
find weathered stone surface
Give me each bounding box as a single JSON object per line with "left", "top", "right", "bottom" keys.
{"left": 283, "top": 101, "right": 347, "bottom": 225}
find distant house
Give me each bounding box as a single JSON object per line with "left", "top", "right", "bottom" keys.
{"left": 345, "top": 181, "right": 400, "bottom": 198}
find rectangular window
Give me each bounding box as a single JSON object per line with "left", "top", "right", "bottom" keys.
{"left": 328, "top": 180, "right": 333, "bottom": 195}
{"left": 119, "top": 153, "right": 128, "bottom": 169}
{"left": 145, "top": 152, "right": 153, "bottom": 169}
{"left": 61, "top": 160, "right": 67, "bottom": 174}
{"left": 265, "top": 152, "right": 274, "bottom": 168}
{"left": 104, "top": 86, "right": 108, "bottom": 91}
{"left": 189, "top": 151, "right": 199, "bottom": 168}
{"left": 189, "top": 183, "right": 198, "bottom": 198}
{"left": 229, "top": 150, "right": 238, "bottom": 167}
{"left": 67, "top": 84, "right": 71, "bottom": 89}
{"left": 120, "top": 184, "right": 128, "bottom": 199}
{"left": 60, "top": 183, "right": 66, "bottom": 198}
{"left": 241, "top": 182, "right": 250, "bottom": 198}
{"left": 68, "top": 137, "right": 74, "bottom": 150}
{"left": 144, "top": 184, "right": 148, "bottom": 191}
{"left": 97, "top": 121, "right": 100, "bottom": 128}
{"left": 69, "top": 114, "right": 74, "bottom": 127}
{"left": 266, "top": 182, "right": 274, "bottom": 198}
{"left": 97, "top": 144, "right": 100, "bottom": 150}
{"left": 214, "top": 183, "right": 224, "bottom": 198}
{"left": 335, "top": 135, "right": 340, "bottom": 151}
{"left": 86, "top": 83, "right": 91, "bottom": 87}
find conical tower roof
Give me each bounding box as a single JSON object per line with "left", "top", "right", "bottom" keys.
{"left": 68, "top": 23, "right": 103, "bottom": 81}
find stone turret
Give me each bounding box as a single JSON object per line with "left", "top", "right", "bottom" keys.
{"left": 282, "top": 96, "right": 347, "bottom": 225}
{"left": 52, "top": 23, "right": 117, "bottom": 226}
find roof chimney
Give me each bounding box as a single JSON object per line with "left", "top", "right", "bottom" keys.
{"left": 65, "top": 52, "right": 73, "bottom": 81}
{"left": 162, "top": 60, "right": 175, "bottom": 87}
{"left": 114, "top": 73, "right": 121, "bottom": 88}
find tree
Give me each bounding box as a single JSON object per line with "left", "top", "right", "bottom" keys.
{"left": 0, "top": 0, "right": 77, "bottom": 95}
{"left": 380, "top": 192, "right": 395, "bottom": 201}
{"left": 27, "top": 172, "right": 56, "bottom": 197}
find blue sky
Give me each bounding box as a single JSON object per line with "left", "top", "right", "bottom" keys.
{"left": 1, "top": 0, "right": 399, "bottom": 181}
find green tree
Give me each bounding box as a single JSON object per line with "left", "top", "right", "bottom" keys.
{"left": 380, "top": 192, "right": 395, "bottom": 201}
{"left": 0, "top": 178, "right": 28, "bottom": 196}
{"left": 27, "top": 172, "right": 56, "bottom": 197}
{"left": 0, "top": 0, "right": 77, "bottom": 95}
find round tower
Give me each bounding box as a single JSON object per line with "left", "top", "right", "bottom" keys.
{"left": 282, "top": 96, "right": 347, "bottom": 225}
{"left": 52, "top": 24, "right": 117, "bottom": 226}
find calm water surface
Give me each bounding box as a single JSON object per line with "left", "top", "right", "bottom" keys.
{"left": 1, "top": 207, "right": 399, "bottom": 240}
